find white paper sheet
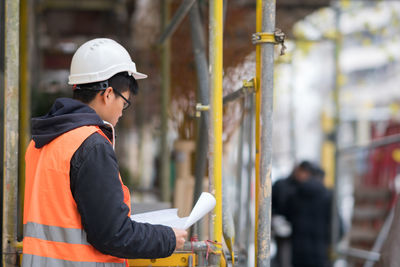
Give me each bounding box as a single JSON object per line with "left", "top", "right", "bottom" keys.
{"left": 130, "top": 192, "right": 216, "bottom": 229}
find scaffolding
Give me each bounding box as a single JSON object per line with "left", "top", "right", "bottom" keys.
{"left": 2, "top": 0, "right": 20, "bottom": 266}
{"left": 1, "top": 0, "right": 282, "bottom": 266}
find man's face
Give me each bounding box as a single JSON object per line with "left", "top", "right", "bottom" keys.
{"left": 105, "top": 89, "right": 131, "bottom": 126}
{"left": 294, "top": 167, "right": 311, "bottom": 182}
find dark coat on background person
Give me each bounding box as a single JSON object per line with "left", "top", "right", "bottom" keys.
{"left": 272, "top": 175, "right": 298, "bottom": 267}
{"left": 285, "top": 178, "right": 332, "bottom": 267}
{"left": 272, "top": 174, "right": 298, "bottom": 216}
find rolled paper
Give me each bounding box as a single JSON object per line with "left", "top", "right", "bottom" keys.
{"left": 183, "top": 192, "right": 216, "bottom": 229}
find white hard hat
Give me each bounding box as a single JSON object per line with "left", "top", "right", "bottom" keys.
{"left": 68, "top": 38, "right": 147, "bottom": 85}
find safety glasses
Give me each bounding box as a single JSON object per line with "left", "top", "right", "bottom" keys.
{"left": 113, "top": 89, "right": 131, "bottom": 110}
{"left": 75, "top": 80, "right": 131, "bottom": 110}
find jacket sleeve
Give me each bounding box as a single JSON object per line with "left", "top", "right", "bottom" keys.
{"left": 70, "top": 133, "right": 176, "bottom": 259}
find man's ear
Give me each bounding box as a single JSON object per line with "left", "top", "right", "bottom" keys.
{"left": 102, "top": 87, "right": 114, "bottom": 104}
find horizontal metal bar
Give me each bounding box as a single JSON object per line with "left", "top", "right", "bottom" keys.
{"left": 157, "top": 0, "right": 197, "bottom": 45}
{"left": 338, "top": 133, "right": 400, "bottom": 155}
{"left": 276, "top": 3, "right": 329, "bottom": 9}
{"left": 337, "top": 247, "right": 380, "bottom": 262}
{"left": 180, "top": 241, "right": 220, "bottom": 252}
{"left": 37, "top": 0, "right": 119, "bottom": 11}
{"left": 245, "top": 2, "right": 329, "bottom": 8}
{"left": 223, "top": 86, "right": 255, "bottom": 105}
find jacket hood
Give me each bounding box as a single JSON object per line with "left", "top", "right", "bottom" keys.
{"left": 31, "top": 98, "right": 105, "bottom": 148}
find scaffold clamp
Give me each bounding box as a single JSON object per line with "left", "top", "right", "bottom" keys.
{"left": 243, "top": 78, "right": 256, "bottom": 90}
{"left": 196, "top": 103, "right": 210, "bottom": 117}
{"left": 252, "top": 28, "right": 287, "bottom": 56}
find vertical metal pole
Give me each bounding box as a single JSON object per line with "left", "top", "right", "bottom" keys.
{"left": 189, "top": 1, "right": 210, "bottom": 239}
{"left": 257, "top": 0, "right": 276, "bottom": 265}
{"left": 3, "top": 0, "right": 20, "bottom": 266}
{"left": 209, "top": 0, "right": 223, "bottom": 247}
{"left": 289, "top": 62, "right": 296, "bottom": 163}
{"left": 0, "top": 0, "right": 5, "bottom": 255}
{"left": 331, "top": 1, "right": 342, "bottom": 254}
{"left": 254, "top": 0, "right": 262, "bottom": 262}
{"left": 237, "top": 96, "right": 255, "bottom": 261}
{"left": 160, "top": 0, "right": 171, "bottom": 202}
{"left": 18, "top": 0, "right": 31, "bottom": 242}
{"left": 189, "top": 0, "right": 209, "bottom": 202}
{"left": 245, "top": 96, "right": 255, "bottom": 258}
{"left": 235, "top": 110, "right": 245, "bottom": 241}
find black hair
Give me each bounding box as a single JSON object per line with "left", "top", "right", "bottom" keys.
{"left": 298, "top": 161, "right": 314, "bottom": 173}
{"left": 73, "top": 72, "right": 139, "bottom": 103}
{"left": 298, "top": 161, "right": 326, "bottom": 180}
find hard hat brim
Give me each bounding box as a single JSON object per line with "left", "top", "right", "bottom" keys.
{"left": 131, "top": 71, "right": 147, "bottom": 80}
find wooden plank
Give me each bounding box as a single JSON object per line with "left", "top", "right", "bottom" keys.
{"left": 349, "top": 227, "right": 379, "bottom": 243}
{"left": 354, "top": 187, "right": 392, "bottom": 201}
{"left": 353, "top": 207, "right": 387, "bottom": 221}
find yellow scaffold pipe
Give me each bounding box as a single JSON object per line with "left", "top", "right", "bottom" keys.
{"left": 209, "top": 0, "right": 223, "bottom": 252}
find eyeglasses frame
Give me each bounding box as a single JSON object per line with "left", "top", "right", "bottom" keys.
{"left": 75, "top": 80, "right": 131, "bottom": 110}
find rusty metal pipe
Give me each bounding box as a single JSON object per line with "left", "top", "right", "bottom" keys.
{"left": 3, "top": 0, "right": 20, "bottom": 266}
{"left": 257, "top": 0, "right": 276, "bottom": 265}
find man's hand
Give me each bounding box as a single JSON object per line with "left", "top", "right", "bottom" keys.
{"left": 172, "top": 228, "right": 187, "bottom": 250}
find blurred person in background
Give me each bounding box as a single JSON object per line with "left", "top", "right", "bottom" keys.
{"left": 272, "top": 161, "right": 315, "bottom": 267}
{"left": 284, "top": 163, "right": 332, "bottom": 267}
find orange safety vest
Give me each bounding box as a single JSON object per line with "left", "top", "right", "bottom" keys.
{"left": 23, "top": 126, "right": 131, "bottom": 267}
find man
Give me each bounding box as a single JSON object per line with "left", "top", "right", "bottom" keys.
{"left": 23, "top": 38, "right": 187, "bottom": 266}
{"left": 272, "top": 161, "right": 314, "bottom": 267}
{"left": 285, "top": 163, "right": 331, "bottom": 267}
{"left": 272, "top": 161, "right": 315, "bottom": 216}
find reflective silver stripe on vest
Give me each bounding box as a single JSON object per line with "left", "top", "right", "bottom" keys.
{"left": 22, "top": 254, "right": 125, "bottom": 267}
{"left": 24, "top": 222, "right": 90, "bottom": 245}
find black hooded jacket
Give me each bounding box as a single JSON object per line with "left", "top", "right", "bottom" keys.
{"left": 285, "top": 178, "right": 332, "bottom": 267}
{"left": 30, "top": 98, "right": 175, "bottom": 259}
